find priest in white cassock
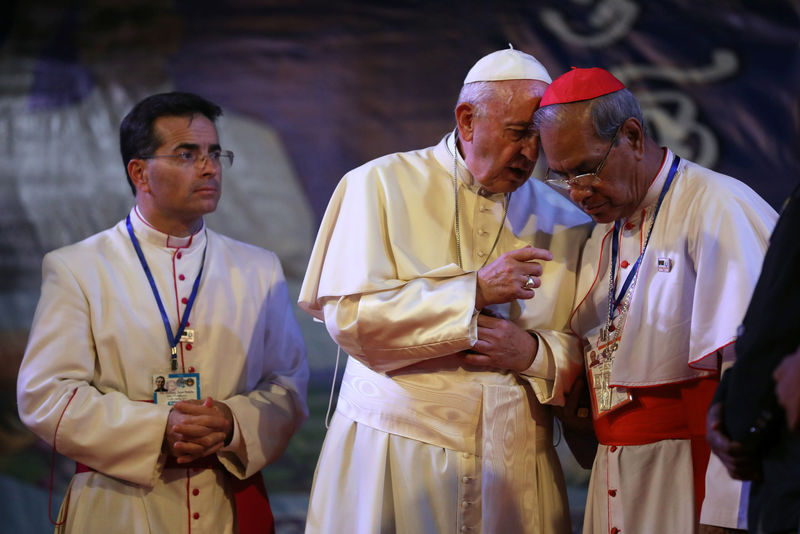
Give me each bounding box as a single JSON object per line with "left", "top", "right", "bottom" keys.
{"left": 299, "top": 47, "right": 593, "bottom": 533}
{"left": 16, "top": 92, "right": 309, "bottom": 534}
{"left": 534, "top": 68, "right": 778, "bottom": 534}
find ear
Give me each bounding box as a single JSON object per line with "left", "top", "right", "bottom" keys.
{"left": 621, "top": 117, "right": 645, "bottom": 160}
{"left": 455, "top": 102, "right": 476, "bottom": 142}
{"left": 127, "top": 159, "right": 149, "bottom": 193}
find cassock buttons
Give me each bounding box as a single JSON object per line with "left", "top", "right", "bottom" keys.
{"left": 193, "top": 512, "right": 200, "bottom": 520}
{"left": 192, "top": 488, "right": 200, "bottom": 496}
{"left": 608, "top": 489, "right": 617, "bottom": 497}
{"left": 186, "top": 344, "right": 193, "bottom": 351}
{"left": 176, "top": 252, "right": 182, "bottom": 259}
{"left": 620, "top": 260, "right": 630, "bottom": 268}
{"left": 610, "top": 528, "right": 620, "bottom": 534}
{"left": 181, "top": 297, "right": 188, "bottom": 304}
{"left": 179, "top": 274, "right": 185, "bottom": 281}
{"left": 610, "top": 445, "right": 618, "bottom": 452}
{"left": 188, "top": 367, "right": 195, "bottom": 373}
{"left": 624, "top": 222, "right": 635, "bottom": 231}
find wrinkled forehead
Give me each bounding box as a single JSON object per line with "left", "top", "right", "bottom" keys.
{"left": 483, "top": 79, "right": 549, "bottom": 122}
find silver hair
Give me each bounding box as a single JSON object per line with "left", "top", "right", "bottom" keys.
{"left": 533, "top": 88, "right": 645, "bottom": 140}
{"left": 457, "top": 81, "right": 515, "bottom": 117}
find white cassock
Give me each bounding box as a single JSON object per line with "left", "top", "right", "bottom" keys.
{"left": 17, "top": 208, "right": 309, "bottom": 534}
{"left": 570, "top": 149, "right": 777, "bottom": 533}
{"left": 299, "top": 133, "right": 593, "bottom": 533}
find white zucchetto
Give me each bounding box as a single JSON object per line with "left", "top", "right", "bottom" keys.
{"left": 463, "top": 44, "right": 552, "bottom": 85}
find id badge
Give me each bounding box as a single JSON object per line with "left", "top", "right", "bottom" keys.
{"left": 153, "top": 372, "right": 201, "bottom": 405}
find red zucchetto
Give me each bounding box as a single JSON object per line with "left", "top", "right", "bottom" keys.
{"left": 540, "top": 67, "right": 625, "bottom": 107}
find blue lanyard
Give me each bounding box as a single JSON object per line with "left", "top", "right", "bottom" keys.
{"left": 609, "top": 155, "right": 681, "bottom": 318}
{"left": 126, "top": 215, "right": 206, "bottom": 371}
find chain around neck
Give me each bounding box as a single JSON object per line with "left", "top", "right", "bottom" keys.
{"left": 451, "top": 129, "right": 510, "bottom": 270}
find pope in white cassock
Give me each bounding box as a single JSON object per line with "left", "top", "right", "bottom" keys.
{"left": 299, "top": 47, "right": 593, "bottom": 533}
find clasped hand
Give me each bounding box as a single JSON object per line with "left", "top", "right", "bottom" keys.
{"left": 462, "top": 313, "right": 538, "bottom": 372}
{"left": 164, "top": 397, "right": 234, "bottom": 464}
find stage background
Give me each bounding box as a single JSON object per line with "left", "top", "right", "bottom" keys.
{"left": 1, "top": 1, "right": 798, "bottom": 532}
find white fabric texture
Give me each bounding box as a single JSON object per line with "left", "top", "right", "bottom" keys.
{"left": 584, "top": 440, "right": 697, "bottom": 534}
{"left": 306, "top": 412, "right": 570, "bottom": 534}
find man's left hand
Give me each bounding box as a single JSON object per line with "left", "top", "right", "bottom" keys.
{"left": 706, "top": 402, "right": 760, "bottom": 480}
{"left": 461, "top": 314, "right": 536, "bottom": 372}
{"left": 773, "top": 347, "right": 800, "bottom": 431}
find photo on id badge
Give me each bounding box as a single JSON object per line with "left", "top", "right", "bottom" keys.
{"left": 153, "top": 373, "right": 201, "bottom": 405}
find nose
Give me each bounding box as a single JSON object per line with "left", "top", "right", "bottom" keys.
{"left": 197, "top": 154, "right": 218, "bottom": 175}
{"left": 569, "top": 186, "right": 592, "bottom": 205}
{"left": 521, "top": 137, "right": 539, "bottom": 162}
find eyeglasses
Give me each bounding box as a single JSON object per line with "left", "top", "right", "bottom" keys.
{"left": 138, "top": 150, "right": 234, "bottom": 169}
{"left": 545, "top": 127, "right": 620, "bottom": 190}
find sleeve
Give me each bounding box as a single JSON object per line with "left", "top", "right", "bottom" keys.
{"left": 16, "top": 252, "right": 171, "bottom": 488}
{"left": 299, "top": 173, "right": 479, "bottom": 374}
{"left": 521, "top": 329, "right": 584, "bottom": 406}
{"left": 218, "top": 254, "right": 309, "bottom": 478}
{"left": 521, "top": 218, "right": 593, "bottom": 406}
{"left": 687, "top": 185, "right": 777, "bottom": 369}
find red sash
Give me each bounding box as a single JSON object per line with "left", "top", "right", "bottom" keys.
{"left": 593, "top": 376, "right": 719, "bottom": 518}
{"left": 76, "top": 458, "right": 274, "bottom": 534}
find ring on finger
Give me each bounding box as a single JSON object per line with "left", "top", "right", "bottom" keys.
{"left": 523, "top": 275, "right": 536, "bottom": 290}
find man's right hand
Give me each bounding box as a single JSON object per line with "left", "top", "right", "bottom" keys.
{"left": 706, "top": 402, "right": 761, "bottom": 480}
{"left": 476, "top": 245, "right": 553, "bottom": 309}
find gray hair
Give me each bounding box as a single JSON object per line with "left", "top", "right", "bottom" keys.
{"left": 457, "top": 81, "right": 515, "bottom": 118}
{"left": 533, "top": 88, "right": 644, "bottom": 140}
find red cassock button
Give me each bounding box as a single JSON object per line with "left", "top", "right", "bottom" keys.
{"left": 186, "top": 344, "right": 193, "bottom": 350}
{"left": 181, "top": 297, "right": 188, "bottom": 304}
{"left": 179, "top": 274, "right": 185, "bottom": 281}
{"left": 624, "top": 222, "right": 634, "bottom": 231}
{"left": 610, "top": 445, "right": 618, "bottom": 452}
{"left": 192, "top": 488, "right": 200, "bottom": 496}
{"left": 193, "top": 512, "right": 200, "bottom": 520}
{"left": 176, "top": 252, "right": 182, "bottom": 259}
{"left": 610, "top": 528, "right": 620, "bottom": 534}
{"left": 621, "top": 260, "right": 630, "bottom": 268}
{"left": 608, "top": 489, "right": 617, "bottom": 497}
{"left": 188, "top": 367, "right": 195, "bottom": 373}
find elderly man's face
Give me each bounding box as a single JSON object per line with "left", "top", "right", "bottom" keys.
{"left": 539, "top": 108, "right": 643, "bottom": 224}
{"left": 461, "top": 80, "right": 547, "bottom": 194}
